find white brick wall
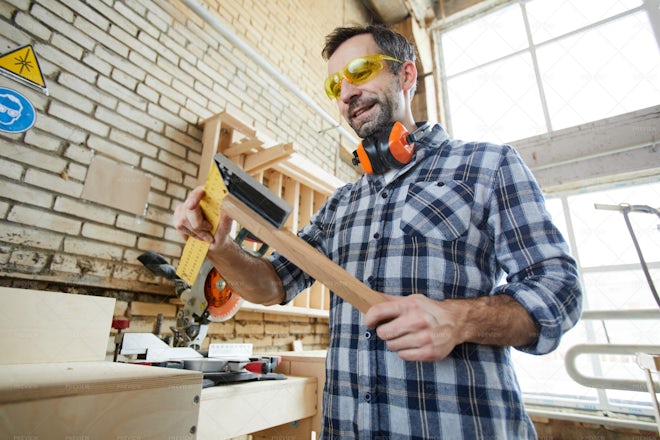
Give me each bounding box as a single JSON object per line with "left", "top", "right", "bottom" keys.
{"left": 0, "top": 0, "right": 370, "bottom": 296}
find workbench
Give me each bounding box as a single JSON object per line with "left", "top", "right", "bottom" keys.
{"left": 0, "top": 287, "right": 203, "bottom": 439}
{"left": 0, "top": 286, "right": 324, "bottom": 439}
{"left": 197, "top": 375, "right": 317, "bottom": 439}
{"left": 0, "top": 361, "right": 202, "bottom": 438}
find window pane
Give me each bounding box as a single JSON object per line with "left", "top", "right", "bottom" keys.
{"left": 514, "top": 180, "right": 660, "bottom": 414}
{"left": 446, "top": 52, "right": 546, "bottom": 142}
{"left": 583, "top": 269, "right": 660, "bottom": 311}
{"left": 441, "top": 4, "right": 527, "bottom": 76}
{"left": 514, "top": 320, "right": 601, "bottom": 406}
{"left": 526, "top": 0, "right": 643, "bottom": 43}
{"left": 537, "top": 12, "right": 660, "bottom": 130}
{"left": 566, "top": 181, "right": 660, "bottom": 268}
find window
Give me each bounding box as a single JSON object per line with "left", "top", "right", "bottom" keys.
{"left": 435, "top": 0, "right": 660, "bottom": 143}
{"left": 434, "top": 2, "right": 660, "bottom": 423}
{"left": 513, "top": 179, "right": 660, "bottom": 417}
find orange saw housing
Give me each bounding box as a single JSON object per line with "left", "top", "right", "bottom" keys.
{"left": 203, "top": 267, "right": 242, "bottom": 321}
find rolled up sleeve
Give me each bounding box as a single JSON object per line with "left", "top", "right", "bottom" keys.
{"left": 490, "top": 146, "right": 583, "bottom": 355}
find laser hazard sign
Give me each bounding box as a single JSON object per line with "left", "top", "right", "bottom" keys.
{"left": 0, "top": 45, "right": 49, "bottom": 95}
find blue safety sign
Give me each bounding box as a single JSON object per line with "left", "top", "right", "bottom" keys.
{"left": 0, "top": 87, "right": 35, "bottom": 133}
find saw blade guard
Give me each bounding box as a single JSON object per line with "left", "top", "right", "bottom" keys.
{"left": 190, "top": 259, "right": 242, "bottom": 322}
{"left": 189, "top": 228, "right": 269, "bottom": 322}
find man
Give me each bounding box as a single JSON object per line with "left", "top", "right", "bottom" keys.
{"left": 174, "top": 25, "right": 582, "bottom": 439}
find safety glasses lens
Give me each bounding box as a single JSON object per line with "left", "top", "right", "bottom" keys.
{"left": 325, "top": 74, "right": 341, "bottom": 99}
{"left": 346, "top": 58, "right": 381, "bottom": 84}
{"left": 325, "top": 55, "right": 398, "bottom": 99}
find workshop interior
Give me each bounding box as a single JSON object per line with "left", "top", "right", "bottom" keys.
{"left": 0, "top": 0, "right": 659, "bottom": 438}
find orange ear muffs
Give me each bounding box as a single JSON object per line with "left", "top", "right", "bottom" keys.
{"left": 352, "top": 121, "right": 430, "bottom": 174}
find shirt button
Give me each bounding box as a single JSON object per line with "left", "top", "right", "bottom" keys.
{"left": 381, "top": 192, "right": 388, "bottom": 198}
{"left": 373, "top": 232, "right": 380, "bottom": 239}
{"left": 367, "top": 275, "right": 374, "bottom": 283}
{"left": 364, "top": 331, "right": 371, "bottom": 339}
{"left": 365, "top": 393, "right": 372, "bottom": 402}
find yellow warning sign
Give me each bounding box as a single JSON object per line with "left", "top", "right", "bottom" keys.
{"left": 0, "top": 45, "right": 48, "bottom": 94}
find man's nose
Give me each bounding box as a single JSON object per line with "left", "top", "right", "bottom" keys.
{"left": 339, "top": 78, "right": 361, "bottom": 102}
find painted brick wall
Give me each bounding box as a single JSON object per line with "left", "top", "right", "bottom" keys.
{"left": 0, "top": 0, "right": 371, "bottom": 349}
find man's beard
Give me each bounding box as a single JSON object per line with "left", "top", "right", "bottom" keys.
{"left": 348, "top": 96, "right": 396, "bottom": 139}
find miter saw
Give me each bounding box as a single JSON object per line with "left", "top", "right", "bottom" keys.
{"left": 138, "top": 229, "right": 269, "bottom": 349}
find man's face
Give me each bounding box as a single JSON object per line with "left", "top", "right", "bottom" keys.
{"left": 327, "top": 34, "right": 406, "bottom": 139}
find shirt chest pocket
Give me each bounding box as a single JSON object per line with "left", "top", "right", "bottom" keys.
{"left": 399, "top": 180, "right": 474, "bottom": 241}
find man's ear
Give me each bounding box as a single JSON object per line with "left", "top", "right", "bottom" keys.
{"left": 400, "top": 61, "right": 417, "bottom": 94}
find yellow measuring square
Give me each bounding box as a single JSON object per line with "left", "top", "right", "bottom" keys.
{"left": 176, "top": 162, "right": 228, "bottom": 285}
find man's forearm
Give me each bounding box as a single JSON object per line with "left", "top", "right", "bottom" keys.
{"left": 206, "top": 239, "right": 286, "bottom": 306}
{"left": 457, "top": 294, "right": 539, "bottom": 348}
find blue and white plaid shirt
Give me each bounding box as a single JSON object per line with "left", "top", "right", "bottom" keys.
{"left": 269, "top": 123, "right": 582, "bottom": 439}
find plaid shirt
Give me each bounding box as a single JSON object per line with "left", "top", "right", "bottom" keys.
{"left": 269, "top": 124, "right": 582, "bottom": 439}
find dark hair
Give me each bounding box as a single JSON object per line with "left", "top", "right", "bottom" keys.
{"left": 322, "top": 25, "right": 416, "bottom": 77}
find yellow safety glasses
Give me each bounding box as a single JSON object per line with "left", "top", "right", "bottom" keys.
{"left": 324, "top": 54, "right": 402, "bottom": 100}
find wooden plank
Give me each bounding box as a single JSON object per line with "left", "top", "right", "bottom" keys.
{"left": 271, "top": 350, "right": 327, "bottom": 435}
{"left": 309, "top": 282, "right": 324, "bottom": 310}
{"left": 266, "top": 170, "right": 283, "bottom": 198}
{"left": 0, "top": 362, "right": 201, "bottom": 439}
{"left": 243, "top": 142, "right": 295, "bottom": 174}
{"left": 198, "top": 114, "right": 224, "bottom": 186}
{"left": 241, "top": 301, "right": 328, "bottom": 318}
{"left": 220, "top": 193, "right": 387, "bottom": 314}
{"left": 215, "top": 110, "right": 256, "bottom": 138}
{"left": 283, "top": 176, "right": 300, "bottom": 232}
{"left": 224, "top": 138, "right": 264, "bottom": 158}
{"left": 294, "top": 186, "right": 314, "bottom": 309}
{"left": 0, "top": 287, "right": 115, "bottom": 365}
{"left": 274, "top": 153, "right": 345, "bottom": 196}
{"left": 0, "top": 361, "right": 201, "bottom": 403}
{"left": 294, "top": 288, "right": 311, "bottom": 309}
{"left": 252, "top": 416, "right": 313, "bottom": 440}
{"left": 197, "top": 376, "right": 316, "bottom": 439}
{"left": 129, "top": 301, "right": 177, "bottom": 317}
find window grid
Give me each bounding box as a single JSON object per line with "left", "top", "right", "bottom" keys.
{"left": 434, "top": 0, "right": 659, "bottom": 143}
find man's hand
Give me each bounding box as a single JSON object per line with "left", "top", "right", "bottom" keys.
{"left": 173, "top": 186, "right": 234, "bottom": 251}
{"left": 364, "top": 294, "right": 467, "bottom": 362}
{"left": 173, "top": 186, "right": 213, "bottom": 242}
{"left": 172, "top": 186, "right": 286, "bottom": 306}
{"left": 364, "top": 294, "right": 539, "bottom": 362}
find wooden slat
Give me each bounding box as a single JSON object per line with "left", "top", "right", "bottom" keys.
{"left": 198, "top": 376, "right": 316, "bottom": 439}
{"left": 214, "top": 110, "right": 256, "bottom": 138}
{"left": 266, "top": 170, "right": 283, "bottom": 198}
{"left": 309, "top": 282, "right": 324, "bottom": 310}
{"left": 0, "top": 362, "right": 201, "bottom": 438}
{"left": 221, "top": 193, "right": 386, "bottom": 314}
{"left": 198, "top": 114, "right": 224, "bottom": 186}
{"left": 224, "top": 138, "right": 264, "bottom": 158}
{"left": 129, "top": 301, "right": 177, "bottom": 317}
{"left": 296, "top": 186, "right": 315, "bottom": 309}
{"left": 243, "top": 142, "right": 295, "bottom": 174}
{"left": 283, "top": 176, "right": 300, "bottom": 232}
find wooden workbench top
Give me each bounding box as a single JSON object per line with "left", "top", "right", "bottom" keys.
{"left": 0, "top": 361, "right": 202, "bottom": 404}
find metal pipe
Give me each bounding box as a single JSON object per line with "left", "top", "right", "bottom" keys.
{"left": 565, "top": 344, "right": 660, "bottom": 392}
{"left": 179, "top": 0, "right": 358, "bottom": 147}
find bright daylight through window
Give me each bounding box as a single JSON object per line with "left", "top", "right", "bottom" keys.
{"left": 437, "top": 0, "right": 659, "bottom": 143}
{"left": 434, "top": 0, "right": 660, "bottom": 423}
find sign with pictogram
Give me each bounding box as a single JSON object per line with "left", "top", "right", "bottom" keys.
{"left": 0, "top": 45, "right": 48, "bottom": 95}
{"left": 0, "top": 87, "right": 36, "bottom": 133}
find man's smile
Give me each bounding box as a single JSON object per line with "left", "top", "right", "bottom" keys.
{"left": 349, "top": 100, "right": 377, "bottom": 123}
